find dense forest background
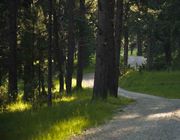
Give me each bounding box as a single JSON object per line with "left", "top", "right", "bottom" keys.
{"left": 0, "top": 0, "right": 180, "bottom": 106}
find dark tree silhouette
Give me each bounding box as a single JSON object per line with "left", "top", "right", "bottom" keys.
{"left": 76, "top": 0, "right": 86, "bottom": 89}
{"left": 106, "top": 0, "right": 116, "bottom": 97}
{"left": 112, "top": 0, "right": 124, "bottom": 97}
{"left": 66, "top": 0, "right": 75, "bottom": 95}
{"left": 8, "top": 0, "right": 18, "bottom": 102}
{"left": 53, "top": 6, "right": 65, "bottom": 94}
{"left": 48, "top": 0, "right": 53, "bottom": 106}
{"left": 93, "top": 0, "right": 115, "bottom": 100}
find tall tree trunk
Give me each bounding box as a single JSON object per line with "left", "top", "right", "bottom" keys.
{"left": 123, "top": 2, "right": 129, "bottom": 67}
{"left": 59, "top": 1, "right": 65, "bottom": 93}
{"left": 93, "top": 0, "right": 114, "bottom": 100}
{"left": 107, "top": 0, "right": 116, "bottom": 97}
{"left": 8, "top": 0, "right": 18, "bottom": 102}
{"left": 66, "top": 0, "right": 75, "bottom": 95}
{"left": 76, "top": 0, "right": 86, "bottom": 89}
{"left": 48, "top": 0, "right": 53, "bottom": 106}
{"left": 110, "top": 0, "right": 124, "bottom": 97}
{"left": 53, "top": 9, "right": 64, "bottom": 94}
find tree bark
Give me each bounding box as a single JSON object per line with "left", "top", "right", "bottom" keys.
{"left": 53, "top": 9, "right": 64, "bottom": 94}
{"left": 110, "top": 0, "right": 124, "bottom": 97}
{"left": 8, "top": 0, "right": 18, "bottom": 102}
{"left": 106, "top": 0, "right": 116, "bottom": 97}
{"left": 66, "top": 0, "right": 75, "bottom": 95}
{"left": 76, "top": 0, "right": 86, "bottom": 89}
{"left": 93, "top": 0, "right": 114, "bottom": 100}
{"left": 48, "top": 0, "right": 53, "bottom": 106}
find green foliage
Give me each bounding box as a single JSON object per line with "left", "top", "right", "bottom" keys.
{"left": 126, "top": 0, "right": 180, "bottom": 70}
{"left": 0, "top": 85, "right": 8, "bottom": 109}
{"left": 120, "top": 71, "right": 180, "bottom": 99}
{"left": 0, "top": 89, "right": 133, "bottom": 140}
{"left": 83, "top": 55, "right": 96, "bottom": 74}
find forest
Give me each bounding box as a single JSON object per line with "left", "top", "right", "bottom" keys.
{"left": 0, "top": 0, "right": 180, "bottom": 140}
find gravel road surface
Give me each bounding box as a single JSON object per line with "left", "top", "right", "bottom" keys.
{"left": 72, "top": 73, "right": 180, "bottom": 140}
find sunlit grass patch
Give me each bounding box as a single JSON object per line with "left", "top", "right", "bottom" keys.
{"left": 6, "top": 101, "right": 32, "bottom": 112}
{"left": 0, "top": 88, "right": 133, "bottom": 140}
{"left": 54, "top": 96, "right": 77, "bottom": 103}
{"left": 33, "top": 117, "right": 89, "bottom": 140}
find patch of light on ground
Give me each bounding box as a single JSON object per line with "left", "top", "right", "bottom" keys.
{"left": 146, "top": 109, "right": 180, "bottom": 120}
{"left": 54, "top": 96, "right": 77, "bottom": 103}
{"left": 33, "top": 117, "right": 89, "bottom": 140}
{"left": 118, "top": 113, "right": 140, "bottom": 120}
{"left": 6, "top": 101, "right": 32, "bottom": 112}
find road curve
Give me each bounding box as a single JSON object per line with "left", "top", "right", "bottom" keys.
{"left": 72, "top": 73, "right": 180, "bottom": 140}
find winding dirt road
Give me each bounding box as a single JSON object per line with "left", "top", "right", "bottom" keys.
{"left": 72, "top": 73, "right": 180, "bottom": 140}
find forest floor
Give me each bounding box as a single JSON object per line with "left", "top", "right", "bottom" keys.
{"left": 0, "top": 73, "right": 132, "bottom": 140}
{"left": 72, "top": 73, "right": 180, "bottom": 140}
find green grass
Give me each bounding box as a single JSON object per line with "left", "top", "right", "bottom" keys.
{"left": 119, "top": 71, "right": 180, "bottom": 99}
{"left": 0, "top": 88, "right": 133, "bottom": 140}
